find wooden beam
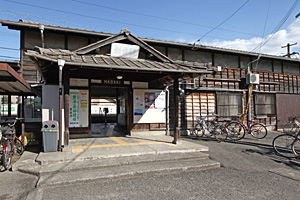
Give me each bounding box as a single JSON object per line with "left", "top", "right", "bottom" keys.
{"left": 63, "top": 65, "right": 70, "bottom": 147}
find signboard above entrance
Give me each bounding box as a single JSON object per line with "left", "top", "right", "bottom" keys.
{"left": 91, "top": 79, "right": 130, "bottom": 86}
{"left": 111, "top": 43, "right": 140, "bottom": 59}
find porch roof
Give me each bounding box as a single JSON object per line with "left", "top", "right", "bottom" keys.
{"left": 0, "top": 63, "right": 32, "bottom": 94}
{"left": 26, "top": 47, "right": 214, "bottom": 75}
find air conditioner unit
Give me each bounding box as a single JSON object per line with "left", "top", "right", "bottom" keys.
{"left": 246, "top": 73, "right": 259, "bottom": 85}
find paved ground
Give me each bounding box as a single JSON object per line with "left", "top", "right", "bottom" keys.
{"left": 1, "top": 129, "right": 300, "bottom": 199}
{"left": 29, "top": 131, "right": 300, "bottom": 200}
{"left": 184, "top": 130, "right": 300, "bottom": 177}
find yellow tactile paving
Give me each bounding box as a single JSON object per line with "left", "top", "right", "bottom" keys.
{"left": 109, "top": 137, "right": 128, "bottom": 144}
{"left": 71, "top": 137, "right": 174, "bottom": 152}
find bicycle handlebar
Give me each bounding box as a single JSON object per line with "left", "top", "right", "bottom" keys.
{"left": 0, "top": 118, "right": 24, "bottom": 127}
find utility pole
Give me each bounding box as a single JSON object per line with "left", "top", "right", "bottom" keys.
{"left": 281, "top": 43, "right": 297, "bottom": 58}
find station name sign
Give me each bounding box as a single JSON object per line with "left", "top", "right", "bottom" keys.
{"left": 91, "top": 79, "right": 130, "bottom": 86}
{"left": 103, "top": 79, "right": 122, "bottom": 85}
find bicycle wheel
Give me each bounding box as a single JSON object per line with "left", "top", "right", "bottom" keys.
{"left": 2, "top": 141, "right": 12, "bottom": 170}
{"left": 194, "top": 123, "right": 205, "bottom": 137}
{"left": 291, "top": 138, "right": 300, "bottom": 157}
{"left": 272, "top": 134, "right": 298, "bottom": 158}
{"left": 205, "top": 121, "right": 215, "bottom": 137}
{"left": 226, "top": 122, "right": 245, "bottom": 141}
{"left": 283, "top": 122, "right": 298, "bottom": 135}
{"left": 213, "top": 125, "right": 228, "bottom": 142}
{"left": 14, "top": 137, "right": 25, "bottom": 156}
{"left": 249, "top": 123, "right": 268, "bottom": 139}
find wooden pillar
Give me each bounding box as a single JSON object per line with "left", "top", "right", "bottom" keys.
{"left": 58, "top": 59, "right": 65, "bottom": 151}
{"left": 18, "top": 96, "right": 25, "bottom": 144}
{"left": 63, "top": 65, "right": 70, "bottom": 147}
{"left": 21, "top": 96, "right": 25, "bottom": 144}
{"left": 127, "top": 87, "right": 133, "bottom": 135}
{"left": 8, "top": 94, "right": 11, "bottom": 117}
{"left": 172, "top": 77, "right": 180, "bottom": 144}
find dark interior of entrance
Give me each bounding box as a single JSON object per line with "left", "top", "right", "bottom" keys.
{"left": 91, "top": 86, "right": 128, "bottom": 135}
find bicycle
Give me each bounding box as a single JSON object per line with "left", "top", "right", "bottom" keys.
{"left": 190, "top": 115, "right": 228, "bottom": 142}
{"left": 272, "top": 130, "right": 300, "bottom": 158}
{"left": 0, "top": 118, "right": 25, "bottom": 170}
{"left": 226, "top": 115, "right": 268, "bottom": 141}
{"left": 283, "top": 116, "right": 300, "bottom": 135}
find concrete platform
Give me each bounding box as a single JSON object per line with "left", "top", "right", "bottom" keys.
{"left": 14, "top": 132, "right": 209, "bottom": 168}
{"left": 12, "top": 128, "right": 217, "bottom": 188}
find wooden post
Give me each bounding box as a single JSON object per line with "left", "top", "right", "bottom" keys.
{"left": 172, "top": 77, "right": 180, "bottom": 144}
{"left": 58, "top": 59, "right": 65, "bottom": 151}
{"left": 8, "top": 94, "right": 11, "bottom": 117}
{"left": 127, "top": 87, "right": 133, "bottom": 135}
{"left": 19, "top": 96, "right": 25, "bottom": 144}
{"left": 63, "top": 65, "right": 70, "bottom": 147}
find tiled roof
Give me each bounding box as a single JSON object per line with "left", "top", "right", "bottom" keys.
{"left": 26, "top": 47, "right": 212, "bottom": 74}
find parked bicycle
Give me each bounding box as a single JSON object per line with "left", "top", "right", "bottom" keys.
{"left": 283, "top": 115, "right": 300, "bottom": 135}
{"left": 226, "top": 115, "right": 268, "bottom": 141}
{"left": 190, "top": 115, "right": 228, "bottom": 142}
{"left": 0, "top": 118, "right": 25, "bottom": 170}
{"left": 272, "top": 130, "right": 300, "bottom": 158}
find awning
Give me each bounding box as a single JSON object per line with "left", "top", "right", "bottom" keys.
{"left": 0, "top": 63, "right": 32, "bottom": 94}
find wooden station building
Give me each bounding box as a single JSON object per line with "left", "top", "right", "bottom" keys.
{"left": 1, "top": 19, "right": 300, "bottom": 148}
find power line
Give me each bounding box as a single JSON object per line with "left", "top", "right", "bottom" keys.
{"left": 0, "top": 46, "right": 19, "bottom": 51}
{"left": 72, "top": 0, "right": 260, "bottom": 38}
{"left": 196, "top": 0, "right": 250, "bottom": 43}
{"left": 0, "top": 9, "right": 114, "bottom": 33}
{"left": 0, "top": 55, "right": 19, "bottom": 59}
{"left": 251, "top": 0, "right": 300, "bottom": 52}
{"left": 2, "top": 0, "right": 255, "bottom": 41}
{"left": 255, "top": 0, "right": 271, "bottom": 70}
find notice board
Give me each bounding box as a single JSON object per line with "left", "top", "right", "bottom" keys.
{"left": 133, "top": 89, "right": 166, "bottom": 123}
{"left": 69, "top": 89, "right": 89, "bottom": 127}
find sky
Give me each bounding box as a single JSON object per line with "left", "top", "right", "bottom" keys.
{"left": 0, "top": 0, "right": 300, "bottom": 61}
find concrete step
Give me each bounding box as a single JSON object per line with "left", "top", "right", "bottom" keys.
{"left": 36, "top": 153, "right": 220, "bottom": 188}
{"left": 17, "top": 151, "right": 209, "bottom": 175}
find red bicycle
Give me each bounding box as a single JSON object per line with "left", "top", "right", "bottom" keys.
{"left": 0, "top": 118, "right": 25, "bottom": 171}
{"left": 226, "top": 116, "right": 268, "bottom": 141}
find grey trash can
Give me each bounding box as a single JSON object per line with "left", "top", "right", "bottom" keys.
{"left": 41, "top": 121, "right": 59, "bottom": 152}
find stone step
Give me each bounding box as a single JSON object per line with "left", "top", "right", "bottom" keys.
{"left": 36, "top": 155, "right": 220, "bottom": 188}
{"left": 17, "top": 151, "right": 210, "bottom": 176}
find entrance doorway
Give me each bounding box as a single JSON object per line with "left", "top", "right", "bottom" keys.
{"left": 91, "top": 86, "right": 128, "bottom": 136}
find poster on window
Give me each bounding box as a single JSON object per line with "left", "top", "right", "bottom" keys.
{"left": 133, "top": 89, "right": 166, "bottom": 123}
{"left": 69, "top": 89, "right": 89, "bottom": 127}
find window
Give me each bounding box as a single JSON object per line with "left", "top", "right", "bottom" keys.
{"left": 184, "top": 50, "right": 212, "bottom": 63}
{"left": 253, "top": 59, "right": 272, "bottom": 71}
{"left": 255, "top": 94, "right": 276, "bottom": 115}
{"left": 217, "top": 92, "right": 242, "bottom": 117}
{"left": 283, "top": 62, "right": 299, "bottom": 74}
{"left": 0, "top": 95, "right": 18, "bottom": 117}
{"left": 214, "top": 53, "right": 239, "bottom": 68}
{"left": 25, "top": 96, "right": 42, "bottom": 118}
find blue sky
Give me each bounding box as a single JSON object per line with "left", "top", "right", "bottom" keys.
{"left": 1, "top": 0, "right": 300, "bottom": 60}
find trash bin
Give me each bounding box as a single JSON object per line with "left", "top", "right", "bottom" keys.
{"left": 41, "top": 121, "right": 59, "bottom": 152}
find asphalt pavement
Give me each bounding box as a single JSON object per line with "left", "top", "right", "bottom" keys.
{"left": 1, "top": 130, "right": 300, "bottom": 199}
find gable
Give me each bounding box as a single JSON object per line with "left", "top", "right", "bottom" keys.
{"left": 75, "top": 29, "right": 174, "bottom": 63}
